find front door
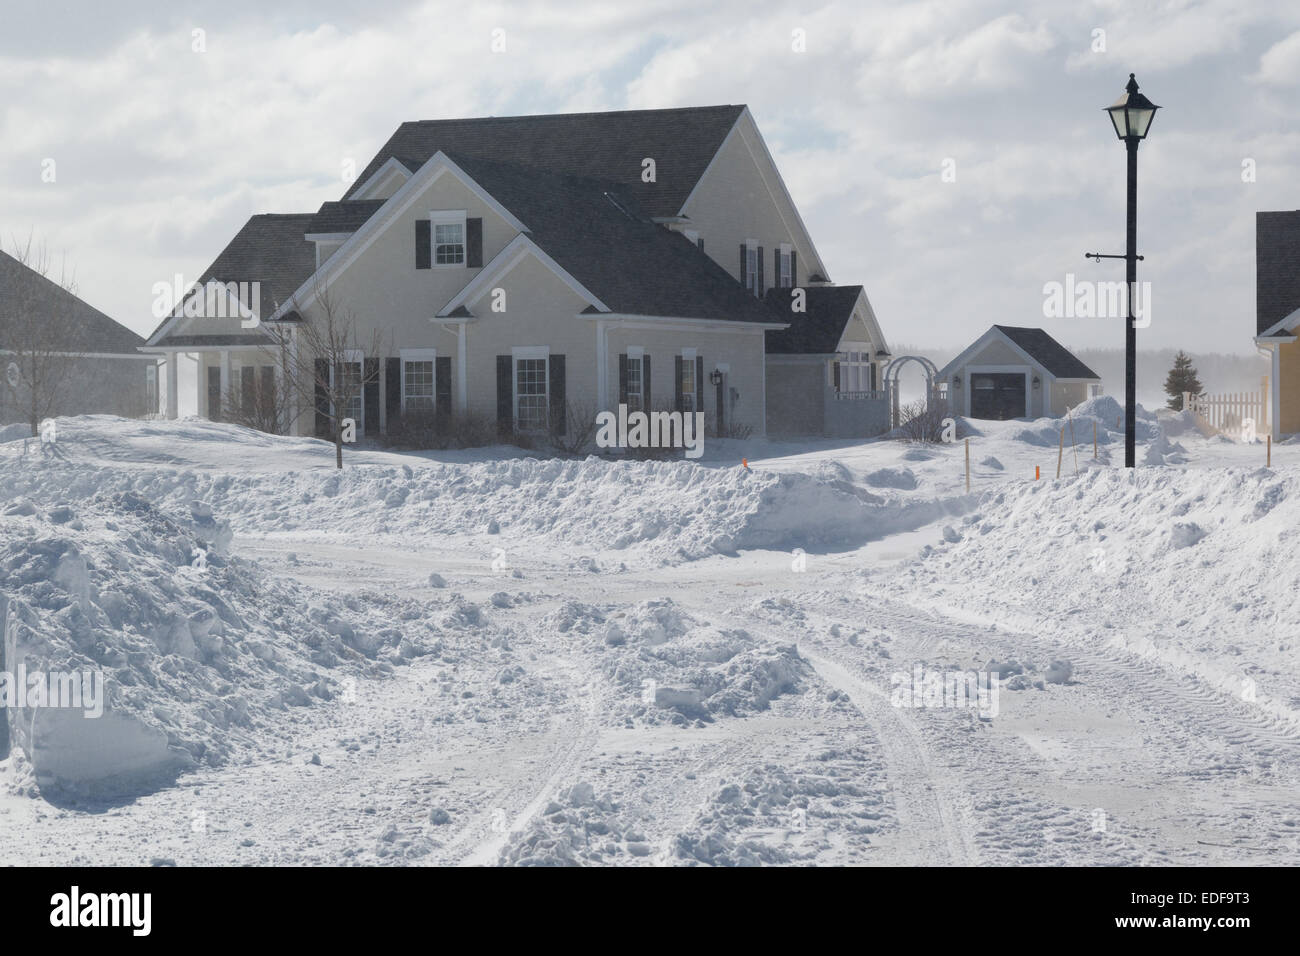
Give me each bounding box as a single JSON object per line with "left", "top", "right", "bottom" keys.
{"left": 970, "top": 373, "right": 1026, "bottom": 420}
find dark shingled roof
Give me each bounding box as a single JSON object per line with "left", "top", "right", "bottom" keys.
{"left": 448, "top": 152, "right": 783, "bottom": 324}
{"left": 993, "top": 325, "right": 1099, "bottom": 379}
{"left": 1257, "top": 211, "right": 1300, "bottom": 336}
{"left": 146, "top": 213, "right": 316, "bottom": 346}
{"left": 306, "top": 200, "right": 386, "bottom": 235}
{"left": 344, "top": 105, "right": 746, "bottom": 218}
{"left": 763, "top": 285, "right": 863, "bottom": 354}
{"left": 0, "top": 249, "right": 145, "bottom": 355}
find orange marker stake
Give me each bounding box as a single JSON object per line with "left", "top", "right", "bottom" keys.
{"left": 742, "top": 458, "right": 750, "bottom": 470}
{"left": 1035, "top": 465, "right": 1040, "bottom": 481}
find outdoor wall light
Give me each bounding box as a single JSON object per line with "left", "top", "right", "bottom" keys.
{"left": 709, "top": 368, "right": 724, "bottom": 387}
{"left": 953, "top": 375, "right": 962, "bottom": 387}
{"left": 1032, "top": 375, "right": 1041, "bottom": 389}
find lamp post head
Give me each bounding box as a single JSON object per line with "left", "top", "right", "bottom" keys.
{"left": 1105, "top": 73, "right": 1159, "bottom": 141}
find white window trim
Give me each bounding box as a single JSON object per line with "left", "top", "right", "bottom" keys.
{"left": 512, "top": 347, "right": 550, "bottom": 431}
{"left": 779, "top": 243, "right": 792, "bottom": 288}
{"left": 680, "top": 347, "right": 697, "bottom": 360}
{"left": 399, "top": 347, "right": 438, "bottom": 412}
{"left": 624, "top": 348, "right": 646, "bottom": 409}
{"left": 430, "top": 209, "right": 467, "bottom": 268}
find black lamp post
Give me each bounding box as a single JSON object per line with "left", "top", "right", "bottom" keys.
{"left": 1087, "top": 73, "right": 1159, "bottom": 468}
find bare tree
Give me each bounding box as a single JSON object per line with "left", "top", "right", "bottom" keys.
{"left": 1, "top": 234, "right": 80, "bottom": 433}
{"left": 258, "top": 279, "right": 384, "bottom": 469}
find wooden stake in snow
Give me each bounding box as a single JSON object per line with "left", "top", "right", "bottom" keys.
{"left": 1268, "top": 434, "right": 1272, "bottom": 468}
{"left": 1094, "top": 420, "right": 1098, "bottom": 460}
{"left": 965, "top": 438, "right": 971, "bottom": 493}
{"left": 1067, "top": 409, "right": 1079, "bottom": 474}
{"left": 1056, "top": 427, "right": 1064, "bottom": 479}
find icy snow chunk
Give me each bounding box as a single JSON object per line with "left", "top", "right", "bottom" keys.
{"left": 942, "top": 525, "right": 962, "bottom": 544}
{"left": 865, "top": 467, "right": 918, "bottom": 490}
{"left": 980, "top": 456, "right": 1004, "bottom": 470}
{"left": 1169, "top": 522, "right": 1206, "bottom": 549}
{"left": 427, "top": 572, "right": 447, "bottom": 588}
{"left": 1045, "top": 660, "right": 1074, "bottom": 684}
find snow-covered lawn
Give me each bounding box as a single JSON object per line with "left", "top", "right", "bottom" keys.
{"left": 1, "top": 406, "right": 1297, "bottom": 866}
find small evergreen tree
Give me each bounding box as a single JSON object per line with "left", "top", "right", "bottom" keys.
{"left": 1164, "top": 351, "right": 1203, "bottom": 410}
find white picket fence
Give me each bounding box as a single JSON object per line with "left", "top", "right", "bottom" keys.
{"left": 1185, "top": 377, "right": 1269, "bottom": 439}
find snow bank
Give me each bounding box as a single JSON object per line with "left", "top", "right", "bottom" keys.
{"left": 900, "top": 466, "right": 1300, "bottom": 723}
{"left": 0, "top": 492, "right": 435, "bottom": 797}
{"left": 0, "top": 454, "right": 969, "bottom": 564}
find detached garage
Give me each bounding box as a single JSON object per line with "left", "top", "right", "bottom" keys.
{"left": 938, "top": 325, "right": 1101, "bottom": 421}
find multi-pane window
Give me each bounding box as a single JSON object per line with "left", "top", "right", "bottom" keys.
{"left": 515, "top": 358, "right": 548, "bottom": 430}
{"left": 834, "top": 350, "right": 875, "bottom": 392}
{"left": 626, "top": 357, "right": 644, "bottom": 412}
{"left": 780, "top": 248, "right": 792, "bottom": 288}
{"left": 404, "top": 360, "right": 434, "bottom": 410}
{"left": 434, "top": 222, "right": 464, "bottom": 264}
{"left": 680, "top": 357, "right": 696, "bottom": 412}
{"left": 341, "top": 361, "right": 363, "bottom": 425}
{"left": 745, "top": 245, "right": 759, "bottom": 296}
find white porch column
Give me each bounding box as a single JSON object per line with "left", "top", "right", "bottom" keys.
{"left": 165, "top": 355, "right": 179, "bottom": 419}
{"left": 220, "top": 350, "right": 232, "bottom": 421}
{"left": 595, "top": 319, "right": 607, "bottom": 409}
{"left": 457, "top": 322, "right": 468, "bottom": 412}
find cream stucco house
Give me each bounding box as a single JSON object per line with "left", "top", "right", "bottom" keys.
{"left": 141, "top": 105, "right": 890, "bottom": 443}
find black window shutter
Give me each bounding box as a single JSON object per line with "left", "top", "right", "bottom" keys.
{"left": 832, "top": 361, "right": 841, "bottom": 391}
{"left": 790, "top": 249, "right": 797, "bottom": 287}
{"left": 618, "top": 353, "right": 629, "bottom": 405}
{"left": 496, "top": 355, "right": 513, "bottom": 435}
{"left": 674, "top": 355, "right": 684, "bottom": 412}
{"left": 314, "top": 358, "right": 330, "bottom": 437}
{"left": 774, "top": 248, "right": 782, "bottom": 288}
{"left": 757, "top": 248, "right": 764, "bottom": 295}
{"left": 363, "top": 357, "right": 380, "bottom": 435}
{"left": 739, "top": 243, "right": 747, "bottom": 289}
{"left": 415, "top": 220, "right": 431, "bottom": 269}
{"left": 549, "top": 354, "right": 566, "bottom": 436}
{"left": 385, "top": 357, "right": 401, "bottom": 429}
{"left": 697, "top": 237, "right": 704, "bottom": 251}
{"left": 643, "top": 354, "right": 651, "bottom": 408}
{"left": 240, "top": 366, "right": 255, "bottom": 412}
{"left": 870, "top": 363, "right": 878, "bottom": 392}
{"left": 259, "top": 365, "right": 275, "bottom": 413}
{"left": 695, "top": 355, "right": 704, "bottom": 412}
{"left": 435, "top": 356, "right": 452, "bottom": 419}
{"left": 467, "top": 218, "right": 483, "bottom": 268}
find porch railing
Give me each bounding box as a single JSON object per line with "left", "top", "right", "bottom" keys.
{"left": 833, "top": 389, "right": 889, "bottom": 401}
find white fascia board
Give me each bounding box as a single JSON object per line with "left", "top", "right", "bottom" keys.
{"left": 1255, "top": 334, "right": 1297, "bottom": 345}
{"left": 270, "top": 151, "right": 531, "bottom": 322}
{"left": 437, "top": 233, "right": 608, "bottom": 317}
{"left": 937, "top": 327, "right": 1044, "bottom": 380}
{"left": 1257, "top": 305, "right": 1300, "bottom": 338}
{"left": 588, "top": 314, "right": 786, "bottom": 332}
{"left": 350, "top": 157, "right": 413, "bottom": 201}
{"left": 3, "top": 348, "right": 158, "bottom": 361}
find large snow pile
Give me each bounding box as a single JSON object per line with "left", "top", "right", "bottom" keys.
{"left": 0, "top": 491, "right": 438, "bottom": 796}
{"left": 1009, "top": 396, "right": 1160, "bottom": 448}
{"left": 896, "top": 466, "right": 1300, "bottom": 723}
{"left": 0, "top": 455, "right": 963, "bottom": 564}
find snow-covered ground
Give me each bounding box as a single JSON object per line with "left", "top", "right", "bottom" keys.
{"left": 2, "top": 404, "right": 1297, "bottom": 866}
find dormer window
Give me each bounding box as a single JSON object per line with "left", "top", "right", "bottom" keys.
{"left": 745, "top": 242, "right": 759, "bottom": 295}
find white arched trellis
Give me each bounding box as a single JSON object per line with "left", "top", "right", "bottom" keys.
{"left": 883, "top": 355, "right": 940, "bottom": 427}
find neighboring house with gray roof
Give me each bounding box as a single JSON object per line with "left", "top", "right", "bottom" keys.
{"left": 1254, "top": 210, "right": 1300, "bottom": 438}
{"left": 937, "top": 325, "right": 1101, "bottom": 421}
{"left": 0, "top": 249, "right": 156, "bottom": 426}
{"left": 142, "top": 104, "right": 890, "bottom": 441}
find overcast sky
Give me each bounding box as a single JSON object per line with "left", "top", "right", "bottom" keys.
{"left": 3, "top": 0, "right": 1298, "bottom": 356}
